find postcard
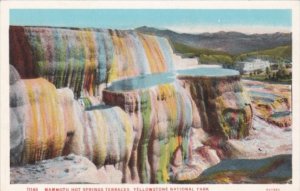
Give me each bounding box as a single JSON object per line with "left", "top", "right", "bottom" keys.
{"left": 1, "top": 1, "right": 300, "bottom": 191}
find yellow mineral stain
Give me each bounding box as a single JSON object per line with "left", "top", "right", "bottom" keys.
{"left": 23, "top": 78, "right": 66, "bottom": 164}
{"left": 95, "top": 111, "right": 108, "bottom": 166}
{"left": 109, "top": 32, "right": 120, "bottom": 82}
{"left": 138, "top": 34, "right": 157, "bottom": 73}
{"left": 83, "top": 30, "right": 97, "bottom": 95}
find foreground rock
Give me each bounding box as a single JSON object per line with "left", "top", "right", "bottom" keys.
{"left": 10, "top": 154, "right": 122, "bottom": 184}
{"left": 223, "top": 117, "right": 292, "bottom": 159}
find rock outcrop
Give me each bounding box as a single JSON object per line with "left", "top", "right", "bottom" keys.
{"left": 103, "top": 80, "right": 195, "bottom": 183}
{"left": 68, "top": 104, "right": 134, "bottom": 183}
{"left": 178, "top": 75, "right": 253, "bottom": 139}
{"left": 22, "top": 78, "right": 68, "bottom": 164}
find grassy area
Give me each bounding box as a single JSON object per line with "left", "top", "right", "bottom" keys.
{"left": 242, "top": 65, "right": 292, "bottom": 84}
{"left": 171, "top": 42, "right": 235, "bottom": 66}
{"left": 236, "top": 45, "right": 291, "bottom": 63}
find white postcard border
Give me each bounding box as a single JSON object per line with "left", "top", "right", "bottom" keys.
{"left": 1, "top": 1, "right": 299, "bottom": 191}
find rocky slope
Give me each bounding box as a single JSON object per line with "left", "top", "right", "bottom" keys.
{"left": 136, "top": 26, "right": 291, "bottom": 55}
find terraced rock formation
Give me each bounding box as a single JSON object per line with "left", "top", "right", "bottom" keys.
{"left": 10, "top": 26, "right": 175, "bottom": 99}
{"left": 11, "top": 26, "right": 288, "bottom": 184}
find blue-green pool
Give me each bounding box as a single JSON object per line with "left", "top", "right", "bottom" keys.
{"left": 106, "top": 67, "right": 240, "bottom": 91}
{"left": 106, "top": 72, "right": 175, "bottom": 91}
{"left": 271, "top": 111, "right": 291, "bottom": 118}
{"left": 177, "top": 67, "right": 240, "bottom": 77}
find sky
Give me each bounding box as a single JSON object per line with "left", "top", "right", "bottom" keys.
{"left": 10, "top": 9, "right": 291, "bottom": 34}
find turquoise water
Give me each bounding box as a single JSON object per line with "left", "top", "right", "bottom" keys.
{"left": 107, "top": 72, "right": 175, "bottom": 91}
{"left": 248, "top": 90, "right": 279, "bottom": 101}
{"left": 107, "top": 68, "right": 241, "bottom": 91}
{"left": 177, "top": 68, "right": 239, "bottom": 77}
{"left": 251, "top": 96, "right": 275, "bottom": 103}
{"left": 271, "top": 111, "right": 291, "bottom": 118}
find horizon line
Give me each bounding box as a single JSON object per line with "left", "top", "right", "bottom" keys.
{"left": 9, "top": 24, "right": 292, "bottom": 35}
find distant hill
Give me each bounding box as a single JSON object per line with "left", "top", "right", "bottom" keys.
{"left": 171, "top": 42, "right": 291, "bottom": 68}
{"left": 135, "top": 26, "right": 291, "bottom": 55}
